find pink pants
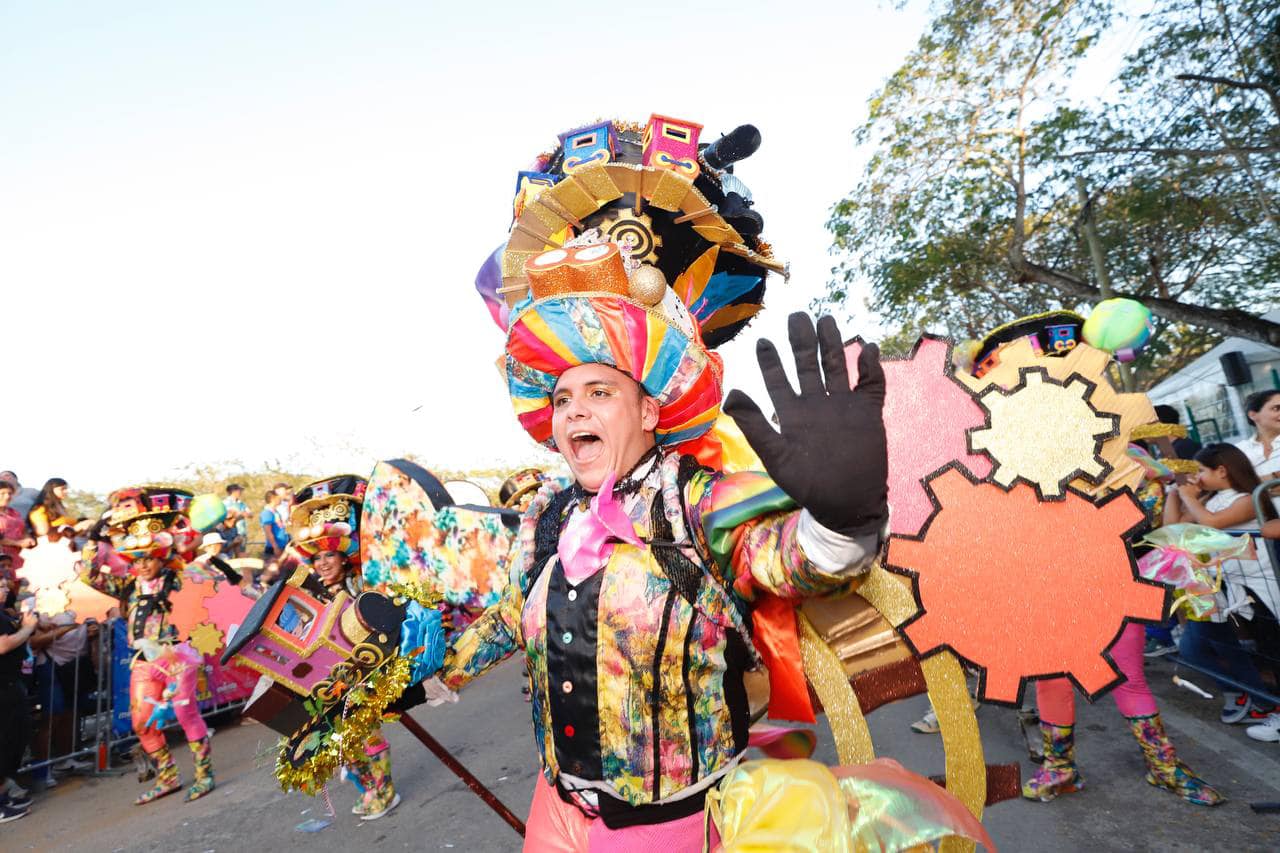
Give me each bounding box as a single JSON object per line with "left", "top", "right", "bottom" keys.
{"left": 524, "top": 775, "right": 713, "bottom": 852}
{"left": 130, "top": 643, "right": 208, "bottom": 753}
{"left": 1036, "top": 622, "right": 1157, "bottom": 726}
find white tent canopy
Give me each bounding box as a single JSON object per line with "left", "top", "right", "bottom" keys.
{"left": 1146, "top": 308, "right": 1280, "bottom": 443}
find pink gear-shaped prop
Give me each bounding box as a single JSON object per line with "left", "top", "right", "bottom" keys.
{"left": 885, "top": 466, "right": 1167, "bottom": 706}
{"left": 846, "top": 336, "right": 992, "bottom": 536}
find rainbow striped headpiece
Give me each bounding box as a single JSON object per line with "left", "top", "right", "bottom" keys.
{"left": 506, "top": 244, "right": 723, "bottom": 449}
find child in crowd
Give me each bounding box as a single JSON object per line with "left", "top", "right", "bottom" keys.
{"left": 1164, "top": 443, "right": 1280, "bottom": 734}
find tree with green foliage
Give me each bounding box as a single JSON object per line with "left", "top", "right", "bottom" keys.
{"left": 824, "top": 0, "right": 1280, "bottom": 381}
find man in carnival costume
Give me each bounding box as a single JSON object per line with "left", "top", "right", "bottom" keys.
{"left": 437, "top": 117, "right": 892, "bottom": 849}
{"left": 280, "top": 474, "right": 404, "bottom": 820}
{"left": 78, "top": 488, "right": 215, "bottom": 804}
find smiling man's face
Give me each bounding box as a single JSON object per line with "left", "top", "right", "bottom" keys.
{"left": 551, "top": 363, "right": 659, "bottom": 492}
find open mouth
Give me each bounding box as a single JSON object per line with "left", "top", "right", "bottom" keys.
{"left": 568, "top": 430, "right": 604, "bottom": 464}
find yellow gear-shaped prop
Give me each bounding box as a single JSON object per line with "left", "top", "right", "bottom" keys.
{"left": 957, "top": 338, "right": 1156, "bottom": 497}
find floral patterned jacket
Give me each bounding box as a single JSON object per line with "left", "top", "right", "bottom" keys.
{"left": 440, "top": 452, "right": 873, "bottom": 807}
{"left": 79, "top": 560, "right": 181, "bottom": 647}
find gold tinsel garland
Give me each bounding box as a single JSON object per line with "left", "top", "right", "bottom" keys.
{"left": 1164, "top": 458, "right": 1200, "bottom": 475}
{"left": 384, "top": 579, "right": 446, "bottom": 609}
{"left": 275, "top": 654, "right": 413, "bottom": 795}
{"left": 1130, "top": 422, "right": 1188, "bottom": 440}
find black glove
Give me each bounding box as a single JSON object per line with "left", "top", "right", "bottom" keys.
{"left": 723, "top": 312, "right": 888, "bottom": 537}
{"left": 386, "top": 680, "right": 426, "bottom": 714}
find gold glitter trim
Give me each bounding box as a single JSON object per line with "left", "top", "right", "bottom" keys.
{"left": 574, "top": 165, "right": 623, "bottom": 204}
{"left": 649, "top": 170, "right": 693, "bottom": 211}
{"left": 856, "top": 564, "right": 985, "bottom": 851}
{"left": 1130, "top": 422, "right": 1188, "bottom": 440}
{"left": 526, "top": 199, "right": 569, "bottom": 232}
{"left": 798, "top": 613, "right": 874, "bottom": 765}
{"left": 692, "top": 223, "right": 741, "bottom": 244}
{"left": 546, "top": 179, "right": 599, "bottom": 220}
{"left": 1165, "top": 458, "right": 1200, "bottom": 474}
{"left": 502, "top": 250, "right": 540, "bottom": 279}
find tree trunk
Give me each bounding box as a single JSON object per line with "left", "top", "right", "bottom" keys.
{"left": 1014, "top": 260, "right": 1280, "bottom": 347}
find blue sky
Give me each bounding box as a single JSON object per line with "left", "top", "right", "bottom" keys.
{"left": 2, "top": 1, "right": 1130, "bottom": 491}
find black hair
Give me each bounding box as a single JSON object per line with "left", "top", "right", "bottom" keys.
{"left": 1154, "top": 404, "right": 1181, "bottom": 425}
{"left": 1245, "top": 389, "right": 1280, "bottom": 420}
{"left": 1194, "top": 443, "right": 1276, "bottom": 521}
{"left": 34, "top": 478, "right": 70, "bottom": 522}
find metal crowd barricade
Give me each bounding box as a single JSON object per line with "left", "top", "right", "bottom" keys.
{"left": 1165, "top": 477, "right": 1280, "bottom": 707}
{"left": 18, "top": 617, "right": 114, "bottom": 779}
{"left": 18, "top": 616, "right": 246, "bottom": 780}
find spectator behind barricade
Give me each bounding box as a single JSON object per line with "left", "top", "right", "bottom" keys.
{"left": 0, "top": 482, "right": 35, "bottom": 576}
{"left": 1165, "top": 443, "right": 1280, "bottom": 730}
{"left": 29, "top": 613, "right": 93, "bottom": 784}
{"left": 0, "top": 575, "right": 37, "bottom": 820}
{"left": 218, "top": 516, "right": 245, "bottom": 558}
{"left": 198, "top": 533, "right": 224, "bottom": 559}
{"left": 260, "top": 491, "right": 289, "bottom": 561}
{"left": 27, "top": 478, "right": 93, "bottom": 545}
{"left": 0, "top": 472, "right": 38, "bottom": 534}
{"left": 1153, "top": 405, "right": 1202, "bottom": 459}
{"left": 222, "top": 484, "right": 249, "bottom": 555}
{"left": 1239, "top": 389, "right": 1280, "bottom": 483}
{"left": 272, "top": 482, "right": 293, "bottom": 533}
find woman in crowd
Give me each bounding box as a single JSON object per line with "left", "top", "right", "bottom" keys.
{"left": 0, "top": 481, "right": 35, "bottom": 575}
{"left": 1239, "top": 389, "right": 1280, "bottom": 483}
{"left": 1164, "top": 443, "right": 1280, "bottom": 730}
{"left": 27, "top": 478, "right": 92, "bottom": 544}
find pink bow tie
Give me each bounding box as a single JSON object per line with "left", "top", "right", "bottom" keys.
{"left": 558, "top": 472, "right": 644, "bottom": 584}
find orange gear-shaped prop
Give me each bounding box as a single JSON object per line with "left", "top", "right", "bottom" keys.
{"left": 886, "top": 466, "right": 1167, "bottom": 706}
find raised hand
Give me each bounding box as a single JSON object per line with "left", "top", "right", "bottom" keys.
{"left": 723, "top": 312, "right": 888, "bottom": 537}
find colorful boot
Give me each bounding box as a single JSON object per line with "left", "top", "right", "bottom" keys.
{"left": 346, "top": 763, "right": 377, "bottom": 815}
{"left": 1127, "top": 713, "right": 1224, "bottom": 806}
{"left": 1022, "top": 722, "right": 1084, "bottom": 802}
{"left": 358, "top": 740, "right": 399, "bottom": 820}
{"left": 135, "top": 746, "right": 181, "bottom": 805}
{"left": 185, "top": 737, "right": 214, "bottom": 802}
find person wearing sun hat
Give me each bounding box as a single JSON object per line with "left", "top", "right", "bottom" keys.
{"left": 282, "top": 474, "right": 402, "bottom": 821}
{"left": 436, "top": 115, "right": 891, "bottom": 849}
{"left": 77, "top": 491, "right": 216, "bottom": 805}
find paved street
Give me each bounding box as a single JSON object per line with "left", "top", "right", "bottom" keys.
{"left": 6, "top": 654, "right": 1279, "bottom": 851}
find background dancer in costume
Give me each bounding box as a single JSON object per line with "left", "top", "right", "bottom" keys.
{"left": 973, "top": 314, "right": 1226, "bottom": 807}
{"left": 79, "top": 500, "right": 215, "bottom": 805}
{"left": 284, "top": 475, "right": 401, "bottom": 821}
